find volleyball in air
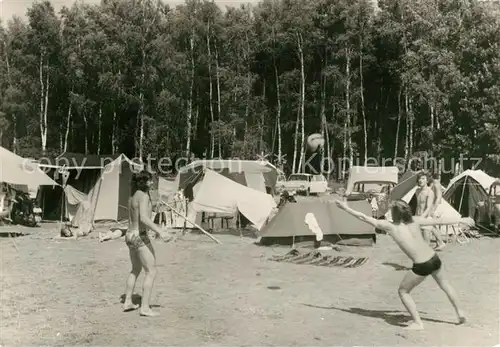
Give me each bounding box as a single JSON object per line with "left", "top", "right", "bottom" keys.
{"left": 306, "top": 133, "right": 325, "bottom": 152}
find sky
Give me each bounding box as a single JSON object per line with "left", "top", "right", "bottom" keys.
{"left": 0, "top": 0, "right": 260, "bottom": 23}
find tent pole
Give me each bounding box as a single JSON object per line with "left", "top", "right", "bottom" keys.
{"left": 89, "top": 177, "right": 103, "bottom": 230}
{"left": 159, "top": 199, "right": 222, "bottom": 244}
{"left": 458, "top": 176, "right": 467, "bottom": 215}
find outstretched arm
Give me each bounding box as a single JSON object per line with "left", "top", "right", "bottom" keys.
{"left": 333, "top": 200, "right": 394, "bottom": 232}
{"left": 413, "top": 216, "right": 475, "bottom": 227}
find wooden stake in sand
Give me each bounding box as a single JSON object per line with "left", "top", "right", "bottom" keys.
{"left": 158, "top": 199, "right": 222, "bottom": 244}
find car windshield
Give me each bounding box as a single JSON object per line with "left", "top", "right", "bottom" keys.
{"left": 289, "top": 174, "right": 309, "bottom": 181}
{"left": 353, "top": 182, "right": 393, "bottom": 193}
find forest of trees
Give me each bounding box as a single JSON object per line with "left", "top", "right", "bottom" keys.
{"left": 1, "top": 0, "right": 499, "bottom": 178}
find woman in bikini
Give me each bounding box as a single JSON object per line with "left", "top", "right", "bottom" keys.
{"left": 122, "top": 170, "right": 171, "bottom": 317}
{"left": 334, "top": 198, "right": 472, "bottom": 330}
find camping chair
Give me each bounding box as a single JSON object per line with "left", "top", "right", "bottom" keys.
{"left": 204, "top": 212, "right": 234, "bottom": 230}
{"left": 432, "top": 210, "right": 469, "bottom": 245}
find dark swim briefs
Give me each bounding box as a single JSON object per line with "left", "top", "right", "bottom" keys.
{"left": 125, "top": 232, "right": 151, "bottom": 251}
{"left": 412, "top": 253, "right": 442, "bottom": 276}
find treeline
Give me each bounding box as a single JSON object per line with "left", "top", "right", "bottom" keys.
{"left": 1, "top": 0, "right": 499, "bottom": 176}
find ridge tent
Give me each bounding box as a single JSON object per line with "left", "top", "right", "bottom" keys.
{"left": 177, "top": 159, "right": 278, "bottom": 195}
{"left": 0, "top": 146, "right": 58, "bottom": 188}
{"left": 447, "top": 169, "right": 497, "bottom": 192}
{"left": 38, "top": 153, "right": 143, "bottom": 222}
{"left": 85, "top": 154, "right": 143, "bottom": 222}
{"left": 258, "top": 198, "right": 376, "bottom": 246}
{"left": 183, "top": 168, "right": 276, "bottom": 231}
{"left": 37, "top": 152, "right": 121, "bottom": 220}
{"left": 443, "top": 171, "right": 489, "bottom": 218}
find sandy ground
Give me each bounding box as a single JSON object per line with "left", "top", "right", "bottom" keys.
{"left": 1, "top": 223, "right": 499, "bottom": 346}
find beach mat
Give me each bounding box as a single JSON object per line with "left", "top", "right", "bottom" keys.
{"left": 270, "top": 249, "right": 368, "bottom": 268}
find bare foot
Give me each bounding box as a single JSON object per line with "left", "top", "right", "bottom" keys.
{"left": 140, "top": 309, "right": 160, "bottom": 317}
{"left": 122, "top": 303, "right": 139, "bottom": 312}
{"left": 403, "top": 322, "right": 424, "bottom": 330}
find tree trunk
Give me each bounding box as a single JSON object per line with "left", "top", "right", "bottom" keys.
{"left": 194, "top": 101, "right": 199, "bottom": 141}
{"left": 97, "top": 105, "right": 102, "bottom": 155}
{"left": 404, "top": 87, "right": 410, "bottom": 163}
{"left": 430, "top": 103, "right": 435, "bottom": 157}
{"left": 186, "top": 29, "right": 195, "bottom": 157}
{"left": 345, "top": 48, "right": 353, "bottom": 175}
{"left": 297, "top": 33, "right": 306, "bottom": 173}
{"left": 274, "top": 60, "right": 282, "bottom": 166}
{"left": 43, "top": 69, "right": 49, "bottom": 153}
{"left": 377, "top": 125, "right": 382, "bottom": 162}
{"left": 359, "top": 43, "right": 367, "bottom": 165}
{"left": 3, "top": 39, "right": 17, "bottom": 151}
{"left": 63, "top": 100, "right": 72, "bottom": 153}
{"left": 260, "top": 79, "right": 266, "bottom": 154}
{"left": 342, "top": 118, "right": 347, "bottom": 179}
{"left": 206, "top": 22, "right": 215, "bottom": 159}
{"left": 138, "top": 43, "right": 146, "bottom": 160}
{"left": 292, "top": 103, "right": 300, "bottom": 174}
{"left": 320, "top": 49, "right": 328, "bottom": 177}
{"left": 244, "top": 33, "right": 252, "bottom": 149}
{"left": 83, "top": 113, "right": 88, "bottom": 155}
{"left": 39, "top": 54, "right": 49, "bottom": 152}
{"left": 394, "top": 85, "right": 402, "bottom": 158}
{"left": 137, "top": 1, "right": 157, "bottom": 160}
{"left": 215, "top": 39, "right": 222, "bottom": 158}
{"left": 111, "top": 107, "right": 117, "bottom": 154}
{"left": 409, "top": 98, "right": 414, "bottom": 157}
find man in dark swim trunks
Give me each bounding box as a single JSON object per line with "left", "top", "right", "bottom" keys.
{"left": 334, "top": 198, "right": 473, "bottom": 330}
{"left": 122, "top": 170, "right": 172, "bottom": 317}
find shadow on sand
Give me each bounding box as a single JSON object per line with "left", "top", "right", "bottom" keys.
{"left": 119, "top": 294, "right": 162, "bottom": 309}
{"left": 302, "top": 304, "right": 457, "bottom": 327}
{"left": 0, "top": 231, "right": 29, "bottom": 238}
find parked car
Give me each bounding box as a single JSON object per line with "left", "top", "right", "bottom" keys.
{"left": 279, "top": 173, "right": 328, "bottom": 196}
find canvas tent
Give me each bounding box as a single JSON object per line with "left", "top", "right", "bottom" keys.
{"left": 258, "top": 198, "right": 376, "bottom": 246}
{"left": 158, "top": 176, "right": 178, "bottom": 200}
{"left": 38, "top": 153, "right": 143, "bottom": 222}
{"left": 388, "top": 170, "right": 461, "bottom": 223}
{"left": 447, "top": 169, "right": 497, "bottom": 192}
{"left": 184, "top": 169, "right": 276, "bottom": 230}
{"left": 0, "top": 146, "right": 58, "bottom": 188}
{"left": 177, "top": 159, "right": 278, "bottom": 195}
{"left": 443, "top": 170, "right": 489, "bottom": 218}
{"left": 37, "top": 152, "right": 121, "bottom": 219}
{"left": 91, "top": 154, "right": 143, "bottom": 221}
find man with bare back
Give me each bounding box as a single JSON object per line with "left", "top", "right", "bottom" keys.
{"left": 334, "top": 198, "right": 470, "bottom": 330}
{"left": 122, "top": 170, "right": 173, "bottom": 317}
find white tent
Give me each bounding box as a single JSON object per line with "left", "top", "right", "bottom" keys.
{"left": 0, "top": 146, "right": 58, "bottom": 187}
{"left": 187, "top": 169, "right": 276, "bottom": 231}
{"left": 447, "top": 169, "right": 497, "bottom": 192}
{"left": 386, "top": 185, "right": 462, "bottom": 232}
